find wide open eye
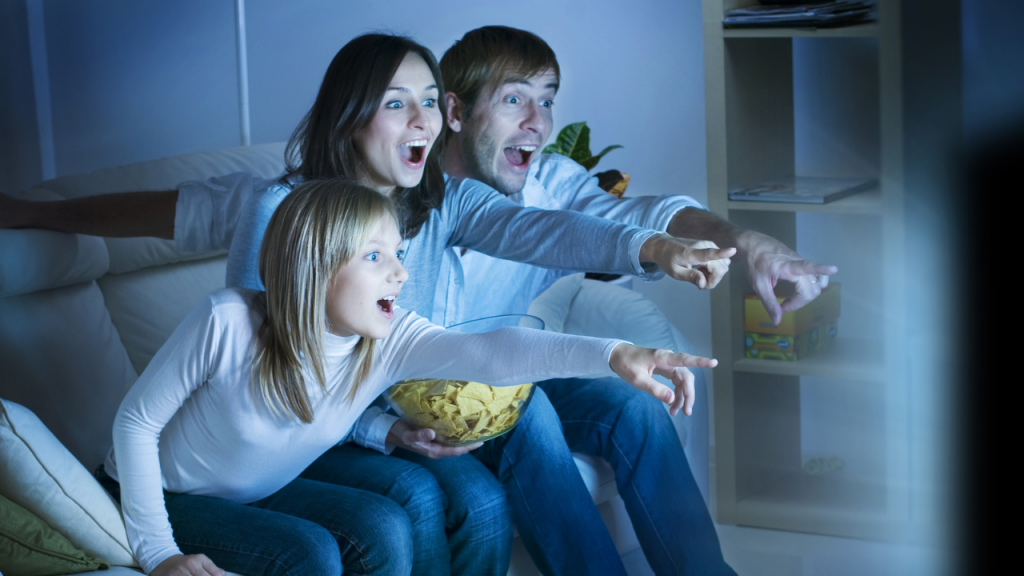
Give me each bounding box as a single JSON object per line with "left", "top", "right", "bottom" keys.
{"left": 506, "top": 96, "right": 520, "bottom": 105}
{"left": 366, "top": 251, "right": 380, "bottom": 262}
{"left": 386, "top": 100, "right": 403, "bottom": 110}
{"left": 396, "top": 249, "right": 406, "bottom": 261}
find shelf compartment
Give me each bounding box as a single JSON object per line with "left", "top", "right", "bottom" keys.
{"left": 723, "top": 22, "right": 879, "bottom": 39}
{"left": 733, "top": 337, "right": 884, "bottom": 381}
{"left": 732, "top": 471, "right": 897, "bottom": 540}
{"left": 727, "top": 186, "right": 881, "bottom": 215}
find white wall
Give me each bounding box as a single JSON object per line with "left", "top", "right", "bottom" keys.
{"left": 2, "top": 0, "right": 714, "bottom": 413}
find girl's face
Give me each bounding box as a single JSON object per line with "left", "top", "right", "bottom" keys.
{"left": 325, "top": 215, "right": 408, "bottom": 339}
{"left": 354, "top": 51, "right": 442, "bottom": 195}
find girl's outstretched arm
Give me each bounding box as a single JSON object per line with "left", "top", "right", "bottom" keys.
{"left": 379, "top": 310, "right": 716, "bottom": 413}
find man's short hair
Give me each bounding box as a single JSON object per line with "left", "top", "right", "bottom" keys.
{"left": 440, "top": 26, "right": 561, "bottom": 115}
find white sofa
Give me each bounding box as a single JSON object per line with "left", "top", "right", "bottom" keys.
{"left": 0, "top": 143, "right": 707, "bottom": 576}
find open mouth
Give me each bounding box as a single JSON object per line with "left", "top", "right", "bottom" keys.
{"left": 398, "top": 139, "right": 428, "bottom": 167}
{"left": 377, "top": 295, "right": 396, "bottom": 318}
{"left": 503, "top": 145, "right": 537, "bottom": 169}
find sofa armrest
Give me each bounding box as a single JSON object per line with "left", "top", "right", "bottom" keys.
{"left": 552, "top": 279, "right": 711, "bottom": 503}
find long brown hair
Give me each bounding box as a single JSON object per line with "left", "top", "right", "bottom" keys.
{"left": 253, "top": 179, "right": 399, "bottom": 423}
{"left": 284, "top": 34, "right": 446, "bottom": 239}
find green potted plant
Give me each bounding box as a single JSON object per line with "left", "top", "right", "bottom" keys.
{"left": 543, "top": 121, "right": 630, "bottom": 197}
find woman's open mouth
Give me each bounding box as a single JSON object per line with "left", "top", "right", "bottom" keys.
{"left": 377, "top": 295, "right": 396, "bottom": 319}
{"left": 398, "top": 139, "right": 428, "bottom": 168}
{"left": 503, "top": 145, "right": 537, "bottom": 170}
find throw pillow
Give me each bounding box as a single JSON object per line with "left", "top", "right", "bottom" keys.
{"left": 0, "top": 492, "right": 108, "bottom": 576}
{"left": 0, "top": 399, "right": 137, "bottom": 567}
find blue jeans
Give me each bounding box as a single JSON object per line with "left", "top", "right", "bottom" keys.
{"left": 316, "top": 445, "right": 512, "bottom": 576}
{"left": 475, "top": 375, "right": 735, "bottom": 576}
{"left": 97, "top": 469, "right": 415, "bottom": 575}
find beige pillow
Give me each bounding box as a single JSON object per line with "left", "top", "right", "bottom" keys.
{"left": 0, "top": 399, "right": 137, "bottom": 567}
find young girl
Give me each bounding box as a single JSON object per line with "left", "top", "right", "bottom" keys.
{"left": 106, "top": 178, "right": 716, "bottom": 576}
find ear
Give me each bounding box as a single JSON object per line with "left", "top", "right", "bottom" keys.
{"left": 445, "top": 92, "right": 463, "bottom": 133}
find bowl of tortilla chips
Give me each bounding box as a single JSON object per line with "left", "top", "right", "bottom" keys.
{"left": 385, "top": 379, "right": 536, "bottom": 446}
{"left": 384, "top": 314, "right": 544, "bottom": 446}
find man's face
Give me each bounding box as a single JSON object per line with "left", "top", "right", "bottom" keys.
{"left": 458, "top": 68, "right": 558, "bottom": 196}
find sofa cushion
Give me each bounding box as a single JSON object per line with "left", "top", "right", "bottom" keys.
{"left": 0, "top": 189, "right": 110, "bottom": 298}
{"left": 0, "top": 282, "right": 138, "bottom": 470}
{"left": 34, "top": 142, "right": 286, "bottom": 276}
{"left": 0, "top": 492, "right": 109, "bottom": 576}
{"left": 525, "top": 273, "right": 584, "bottom": 334}
{"left": 98, "top": 256, "right": 227, "bottom": 375}
{"left": 0, "top": 400, "right": 137, "bottom": 568}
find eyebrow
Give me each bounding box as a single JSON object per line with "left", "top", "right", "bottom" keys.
{"left": 386, "top": 84, "right": 438, "bottom": 94}
{"left": 503, "top": 78, "right": 559, "bottom": 91}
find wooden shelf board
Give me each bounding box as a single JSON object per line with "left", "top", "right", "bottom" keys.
{"left": 723, "top": 22, "right": 880, "bottom": 38}
{"left": 733, "top": 472, "right": 898, "bottom": 540}
{"left": 733, "top": 338, "right": 885, "bottom": 381}
{"left": 727, "top": 187, "right": 882, "bottom": 215}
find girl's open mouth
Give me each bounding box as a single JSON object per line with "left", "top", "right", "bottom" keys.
{"left": 377, "top": 296, "right": 395, "bottom": 318}
{"left": 503, "top": 145, "right": 537, "bottom": 169}
{"left": 398, "top": 140, "right": 428, "bottom": 168}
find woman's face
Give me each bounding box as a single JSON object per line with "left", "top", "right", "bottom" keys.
{"left": 325, "top": 215, "right": 408, "bottom": 339}
{"left": 354, "top": 52, "right": 442, "bottom": 195}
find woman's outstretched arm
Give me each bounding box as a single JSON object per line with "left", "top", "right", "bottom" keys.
{"left": 0, "top": 189, "right": 177, "bottom": 238}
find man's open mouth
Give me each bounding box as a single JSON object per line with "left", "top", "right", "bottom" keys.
{"left": 398, "top": 140, "right": 428, "bottom": 166}
{"left": 503, "top": 145, "right": 537, "bottom": 168}
{"left": 377, "top": 295, "right": 395, "bottom": 316}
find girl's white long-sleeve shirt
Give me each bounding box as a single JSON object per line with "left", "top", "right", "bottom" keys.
{"left": 106, "top": 288, "right": 622, "bottom": 573}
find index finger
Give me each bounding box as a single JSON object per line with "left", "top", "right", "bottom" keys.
{"left": 417, "top": 441, "right": 481, "bottom": 459}
{"left": 686, "top": 246, "right": 736, "bottom": 266}
{"left": 777, "top": 259, "right": 838, "bottom": 282}
{"left": 659, "top": 350, "right": 717, "bottom": 369}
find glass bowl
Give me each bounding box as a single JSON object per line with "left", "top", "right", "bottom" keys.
{"left": 384, "top": 314, "right": 544, "bottom": 447}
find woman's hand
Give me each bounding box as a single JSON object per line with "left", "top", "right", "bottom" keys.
{"left": 386, "top": 419, "right": 482, "bottom": 459}
{"left": 638, "top": 234, "right": 735, "bottom": 289}
{"left": 151, "top": 553, "right": 225, "bottom": 576}
{"left": 609, "top": 343, "right": 718, "bottom": 416}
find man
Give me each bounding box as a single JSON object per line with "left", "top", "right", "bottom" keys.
{"left": 366, "top": 26, "right": 836, "bottom": 576}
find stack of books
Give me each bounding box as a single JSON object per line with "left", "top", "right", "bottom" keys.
{"left": 723, "top": 1, "right": 875, "bottom": 29}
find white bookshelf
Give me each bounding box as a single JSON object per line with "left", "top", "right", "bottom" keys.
{"left": 703, "top": 0, "right": 909, "bottom": 540}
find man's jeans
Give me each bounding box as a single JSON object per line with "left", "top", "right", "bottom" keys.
{"left": 97, "top": 470, "right": 416, "bottom": 575}
{"left": 474, "top": 373, "right": 737, "bottom": 576}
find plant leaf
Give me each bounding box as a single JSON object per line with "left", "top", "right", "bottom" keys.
{"left": 548, "top": 122, "right": 589, "bottom": 164}
{"left": 542, "top": 143, "right": 562, "bottom": 155}
{"left": 582, "top": 144, "right": 624, "bottom": 171}
{"left": 566, "top": 123, "right": 593, "bottom": 166}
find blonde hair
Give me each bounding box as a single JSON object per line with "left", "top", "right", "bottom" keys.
{"left": 254, "top": 178, "right": 399, "bottom": 423}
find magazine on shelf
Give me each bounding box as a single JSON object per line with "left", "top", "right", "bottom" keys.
{"left": 723, "top": 1, "right": 875, "bottom": 29}
{"left": 728, "top": 176, "right": 876, "bottom": 204}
